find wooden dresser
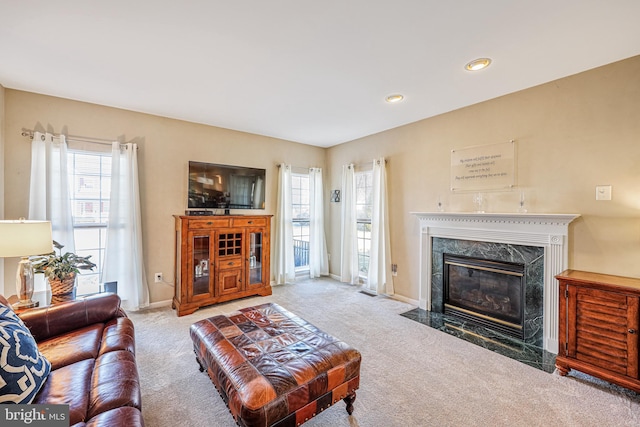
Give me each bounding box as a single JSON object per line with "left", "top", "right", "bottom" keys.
{"left": 173, "top": 215, "right": 272, "bottom": 316}
{"left": 556, "top": 269, "right": 640, "bottom": 393}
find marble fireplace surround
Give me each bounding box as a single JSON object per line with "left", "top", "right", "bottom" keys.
{"left": 411, "top": 212, "right": 580, "bottom": 354}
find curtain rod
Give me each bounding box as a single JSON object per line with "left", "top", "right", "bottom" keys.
{"left": 353, "top": 159, "right": 387, "bottom": 169}
{"left": 21, "top": 130, "right": 129, "bottom": 148}
{"left": 276, "top": 164, "right": 320, "bottom": 169}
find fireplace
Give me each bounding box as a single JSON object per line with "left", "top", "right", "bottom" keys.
{"left": 443, "top": 254, "right": 525, "bottom": 340}
{"left": 411, "top": 212, "right": 580, "bottom": 353}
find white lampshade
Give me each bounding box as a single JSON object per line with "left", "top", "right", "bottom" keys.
{"left": 0, "top": 220, "right": 53, "bottom": 257}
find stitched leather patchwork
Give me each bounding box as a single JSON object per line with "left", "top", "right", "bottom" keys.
{"left": 190, "top": 303, "right": 360, "bottom": 426}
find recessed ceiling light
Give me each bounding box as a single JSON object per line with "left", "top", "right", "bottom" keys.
{"left": 385, "top": 94, "right": 404, "bottom": 103}
{"left": 465, "top": 58, "right": 492, "bottom": 71}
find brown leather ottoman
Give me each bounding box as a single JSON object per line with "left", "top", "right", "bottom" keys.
{"left": 190, "top": 303, "right": 361, "bottom": 426}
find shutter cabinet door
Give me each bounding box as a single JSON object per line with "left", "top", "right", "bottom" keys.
{"left": 568, "top": 286, "right": 639, "bottom": 378}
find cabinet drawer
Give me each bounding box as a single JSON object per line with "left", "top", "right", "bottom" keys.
{"left": 188, "top": 218, "right": 230, "bottom": 229}
{"left": 218, "top": 257, "right": 243, "bottom": 270}
{"left": 232, "top": 217, "right": 267, "bottom": 227}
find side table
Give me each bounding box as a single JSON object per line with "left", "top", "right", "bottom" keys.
{"left": 7, "top": 281, "right": 117, "bottom": 312}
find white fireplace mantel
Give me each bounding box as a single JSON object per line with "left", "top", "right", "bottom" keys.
{"left": 411, "top": 212, "right": 580, "bottom": 354}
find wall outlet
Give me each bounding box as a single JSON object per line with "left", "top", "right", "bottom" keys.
{"left": 154, "top": 272, "right": 163, "bottom": 283}
{"left": 391, "top": 263, "right": 398, "bottom": 276}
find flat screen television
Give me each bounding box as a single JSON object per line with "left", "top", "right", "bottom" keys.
{"left": 188, "top": 161, "right": 266, "bottom": 211}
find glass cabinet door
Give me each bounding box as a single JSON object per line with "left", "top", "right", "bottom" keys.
{"left": 248, "top": 231, "right": 263, "bottom": 285}
{"left": 192, "top": 234, "right": 210, "bottom": 296}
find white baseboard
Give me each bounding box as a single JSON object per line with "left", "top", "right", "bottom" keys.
{"left": 327, "top": 273, "right": 416, "bottom": 308}
{"left": 146, "top": 299, "right": 172, "bottom": 309}
{"left": 142, "top": 282, "right": 418, "bottom": 309}
{"left": 389, "top": 293, "right": 419, "bottom": 307}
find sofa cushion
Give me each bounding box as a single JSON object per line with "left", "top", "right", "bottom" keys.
{"left": 18, "top": 293, "right": 124, "bottom": 342}
{"left": 35, "top": 351, "right": 141, "bottom": 425}
{"left": 33, "top": 358, "right": 93, "bottom": 424}
{"left": 37, "top": 324, "right": 103, "bottom": 370}
{"left": 86, "top": 406, "right": 145, "bottom": 427}
{"left": 0, "top": 303, "right": 52, "bottom": 404}
{"left": 99, "top": 317, "right": 135, "bottom": 356}
{"left": 88, "top": 350, "right": 141, "bottom": 419}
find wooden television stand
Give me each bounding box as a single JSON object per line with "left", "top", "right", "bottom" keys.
{"left": 173, "top": 214, "right": 272, "bottom": 316}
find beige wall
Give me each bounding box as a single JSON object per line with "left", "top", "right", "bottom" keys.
{"left": 2, "top": 55, "right": 639, "bottom": 305}
{"left": 327, "top": 55, "right": 640, "bottom": 302}
{"left": 0, "top": 84, "right": 5, "bottom": 295}
{"left": 3, "top": 90, "right": 326, "bottom": 303}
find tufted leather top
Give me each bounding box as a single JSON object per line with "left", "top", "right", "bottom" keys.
{"left": 190, "top": 303, "right": 361, "bottom": 427}
{"left": 12, "top": 293, "right": 143, "bottom": 427}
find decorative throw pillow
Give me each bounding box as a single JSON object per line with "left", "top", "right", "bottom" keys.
{"left": 0, "top": 303, "right": 51, "bottom": 404}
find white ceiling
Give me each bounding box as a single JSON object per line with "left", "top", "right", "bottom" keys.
{"left": 1, "top": 1, "right": 640, "bottom": 148}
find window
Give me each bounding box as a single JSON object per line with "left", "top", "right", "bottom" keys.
{"left": 291, "top": 173, "right": 310, "bottom": 270}
{"left": 355, "top": 170, "right": 373, "bottom": 277}
{"left": 68, "top": 150, "right": 111, "bottom": 292}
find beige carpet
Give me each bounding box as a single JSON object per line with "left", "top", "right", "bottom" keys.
{"left": 128, "top": 277, "right": 640, "bottom": 426}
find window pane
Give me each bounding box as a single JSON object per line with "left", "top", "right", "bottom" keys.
{"left": 76, "top": 272, "right": 100, "bottom": 293}
{"left": 356, "top": 205, "right": 368, "bottom": 220}
{"left": 101, "top": 177, "right": 111, "bottom": 198}
{"left": 356, "top": 170, "right": 373, "bottom": 277}
{"left": 74, "top": 227, "right": 100, "bottom": 249}
{"left": 75, "top": 175, "right": 101, "bottom": 198}
{"left": 295, "top": 208, "right": 309, "bottom": 220}
{"left": 291, "top": 188, "right": 301, "bottom": 205}
{"left": 101, "top": 156, "right": 112, "bottom": 174}
{"left": 292, "top": 206, "right": 304, "bottom": 219}
{"left": 101, "top": 200, "right": 110, "bottom": 223}
{"left": 76, "top": 248, "right": 100, "bottom": 264}
{"left": 73, "top": 154, "right": 101, "bottom": 174}
{"left": 68, "top": 150, "right": 111, "bottom": 292}
{"left": 292, "top": 222, "right": 309, "bottom": 240}
{"left": 291, "top": 173, "right": 310, "bottom": 269}
{"left": 356, "top": 186, "right": 366, "bottom": 204}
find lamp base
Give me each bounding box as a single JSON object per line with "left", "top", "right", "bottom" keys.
{"left": 12, "top": 300, "right": 39, "bottom": 309}
{"left": 15, "top": 256, "right": 36, "bottom": 310}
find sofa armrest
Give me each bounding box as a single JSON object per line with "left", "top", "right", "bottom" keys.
{"left": 18, "top": 293, "right": 126, "bottom": 342}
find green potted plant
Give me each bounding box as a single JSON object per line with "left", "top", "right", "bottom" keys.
{"left": 31, "top": 240, "right": 97, "bottom": 295}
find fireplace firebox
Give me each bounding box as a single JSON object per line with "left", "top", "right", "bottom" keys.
{"left": 444, "top": 254, "right": 525, "bottom": 339}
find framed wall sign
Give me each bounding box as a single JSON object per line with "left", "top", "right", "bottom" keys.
{"left": 450, "top": 140, "right": 515, "bottom": 192}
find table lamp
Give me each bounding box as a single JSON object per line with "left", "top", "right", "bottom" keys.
{"left": 0, "top": 219, "right": 53, "bottom": 308}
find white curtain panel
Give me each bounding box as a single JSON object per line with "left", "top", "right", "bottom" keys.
{"left": 340, "top": 164, "right": 359, "bottom": 284}
{"left": 308, "top": 167, "right": 329, "bottom": 278}
{"left": 366, "top": 158, "right": 394, "bottom": 295}
{"left": 28, "top": 132, "right": 75, "bottom": 252}
{"left": 273, "top": 163, "right": 295, "bottom": 284}
{"left": 102, "top": 142, "right": 149, "bottom": 311}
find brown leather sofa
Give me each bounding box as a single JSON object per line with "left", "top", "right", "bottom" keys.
{"left": 1, "top": 293, "right": 144, "bottom": 426}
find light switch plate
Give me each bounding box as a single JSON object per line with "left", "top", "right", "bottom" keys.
{"left": 595, "top": 185, "right": 612, "bottom": 201}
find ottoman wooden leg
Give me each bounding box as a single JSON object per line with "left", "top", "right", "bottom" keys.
{"left": 343, "top": 391, "right": 356, "bottom": 415}
{"left": 194, "top": 354, "right": 205, "bottom": 372}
